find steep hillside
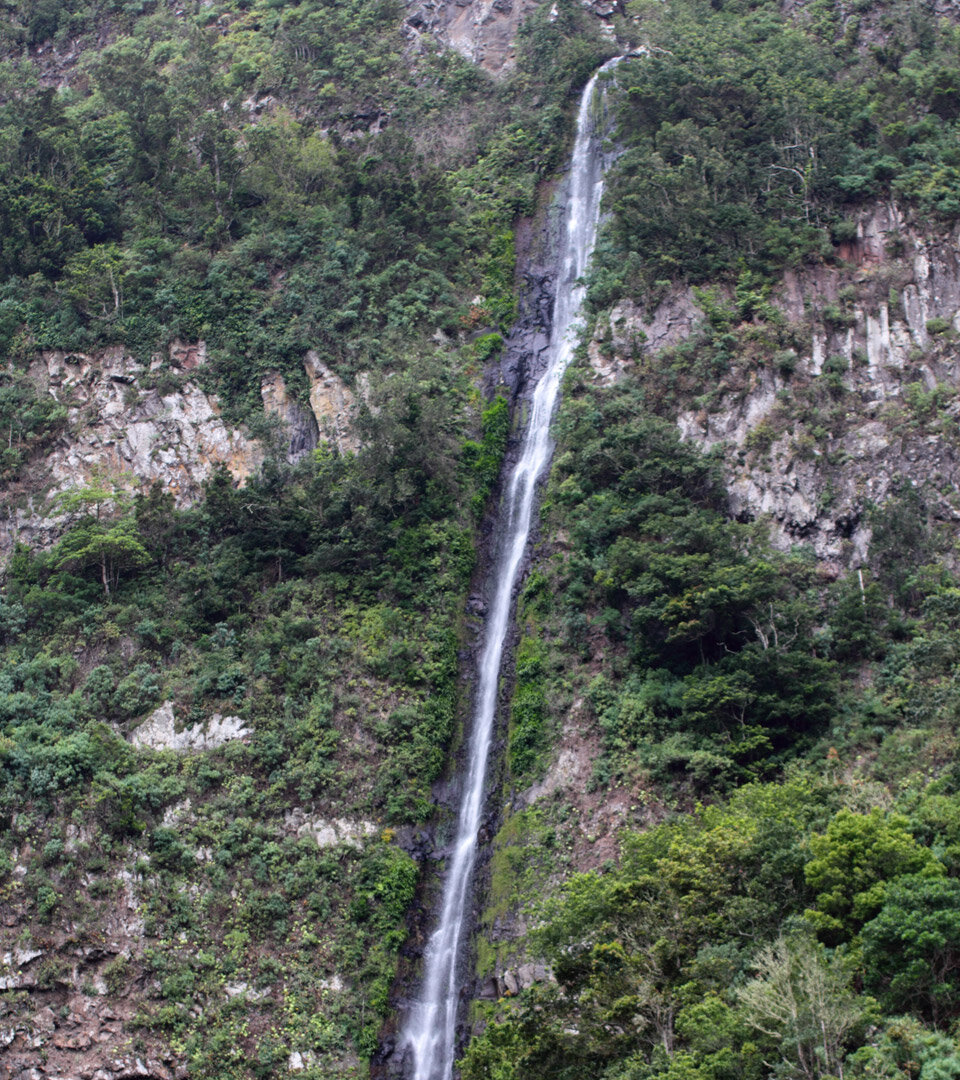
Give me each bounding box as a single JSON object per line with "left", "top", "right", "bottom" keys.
{"left": 0, "top": 1, "right": 614, "bottom": 1076}
{"left": 466, "top": 3, "right": 960, "bottom": 1079}
{"left": 5, "top": 1, "right": 960, "bottom": 1080}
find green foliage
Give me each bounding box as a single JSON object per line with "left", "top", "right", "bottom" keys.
{"left": 351, "top": 842, "right": 418, "bottom": 943}
{"left": 0, "top": 368, "right": 67, "bottom": 480}
{"left": 0, "top": 347, "right": 502, "bottom": 830}
{"left": 868, "top": 482, "right": 936, "bottom": 610}
{"left": 464, "top": 779, "right": 960, "bottom": 1078}
{"left": 803, "top": 808, "right": 943, "bottom": 945}
{"left": 508, "top": 635, "right": 548, "bottom": 781}
{"left": 587, "top": 0, "right": 960, "bottom": 304}
{"left": 459, "top": 1019, "right": 527, "bottom": 1080}
{"left": 0, "top": 0, "right": 604, "bottom": 428}
{"left": 545, "top": 374, "right": 837, "bottom": 789}
{"left": 11, "top": 2, "right": 960, "bottom": 1077}
{"left": 0, "top": 257, "right": 523, "bottom": 1062}
{"left": 862, "top": 875, "right": 960, "bottom": 1025}
{"left": 848, "top": 1016, "right": 960, "bottom": 1080}
{"left": 462, "top": 394, "right": 510, "bottom": 519}
{"left": 465, "top": 779, "right": 837, "bottom": 1080}
{"left": 53, "top": 513, "right": 151, "bottom": 597}
{"left": 828, "top": 577, "right": 890, "bottom": 663}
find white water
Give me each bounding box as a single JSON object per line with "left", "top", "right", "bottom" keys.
{"left": 401, "top": 58, "right": 622, "bottom": 1080}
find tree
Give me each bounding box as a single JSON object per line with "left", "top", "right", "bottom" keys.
{"left": 52, "top": 516, "right": 150, "bottom": 597}
{"left": 803, "top": 809, "right": 943, "bottom": 944}
{"left": 862, "top": 875, "right": 960, "bottom": 1027}
{"left": 736, "top": 935, "right": 867, "bottom": 1080}
{"left": 847, "top": 1017, "right": 960, "bottom": 1080}
{"left": 52, "top": 479, "right": 150, "bottom": 596}
{"left": 63, "top": 242, "right": 124, "bottom": 317}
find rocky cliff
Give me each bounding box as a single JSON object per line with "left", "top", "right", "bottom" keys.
{"left": 469, "top": 198, "right": 960, "bottom": 1007}
{"left": 404, "top": 0, "right": 621, "bottom": 74}
{"left": 0, "top": 347, "right": 363, "bottom": 558}
{"left": 587, "top": 202, "right": 960, "bottom": 566}
{"left": 6, "top": 0, "right": 960, "bottom": 1077}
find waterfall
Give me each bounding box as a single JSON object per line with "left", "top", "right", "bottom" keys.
{"left": 401, "top": 57, "right": 622, "bottom": 1080}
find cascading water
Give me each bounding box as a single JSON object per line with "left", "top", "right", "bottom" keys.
{"left": 401, "top": 57, "right": 623, "bottom": 1080}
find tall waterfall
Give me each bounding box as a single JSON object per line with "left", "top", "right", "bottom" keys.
{"left": 401, "top": 57, "right": 622, "bottom": 1080}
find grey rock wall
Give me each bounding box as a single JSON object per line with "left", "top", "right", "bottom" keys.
{"left": 588, "top": 203, "right": 960, "bottom": 564}
{"left": 1, "top": 344, "right": 360, "bottom": 559}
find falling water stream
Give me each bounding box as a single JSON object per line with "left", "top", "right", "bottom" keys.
{"left": 401, "top": 57, "right": 623, "bottom": 1080}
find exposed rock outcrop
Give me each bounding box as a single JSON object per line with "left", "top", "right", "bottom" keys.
{"left": 0, "top": 867, "right": 181, "bottom": 1080}
{"left": 260, "top": 372, "right": 320, "bottom": 461}
{"left": 404, "top": 0, "right": 543, "bottom": 75}
{"left": 404, "top": 0, "right": 622, "bottom": 76}
{"left": 0, "top": 345, "right": 361, "bottom": 559}
{"left": 0, "top": 345, "right": 262, "bottom": 556}
{"left": 129, "top": 702, "right": 252, "bottom": 753}
{"left": 283, "top": 808, "right": 379, "bottom": 849}
{"left": 32, "top": 345, "right": 260, "bottom": 494}
{"left": 588, "top": 289, "right": 701, "bottom": 385}
{"left": 303, "top": 351, "right": 362, "bottom": 455}
{"left": 594, "top": 203, "right": 960, "bottom": 563}
{"left": 478, "top": 961, "right": 552, "bottom": 1000}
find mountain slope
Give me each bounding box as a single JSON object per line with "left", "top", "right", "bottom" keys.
{"left": 5, "top": 1, "right": 960, "bottom": 1079}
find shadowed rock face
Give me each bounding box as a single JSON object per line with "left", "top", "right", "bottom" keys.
{"left": 260, "top": 372, "right": 320, "bottom": 461}
{"left": 303, "top": 351, "right": 362, "bottom": 455}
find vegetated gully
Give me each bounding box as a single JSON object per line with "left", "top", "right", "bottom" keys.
{"left": 394, "top": 58, "right": 625, "bottom": 1080}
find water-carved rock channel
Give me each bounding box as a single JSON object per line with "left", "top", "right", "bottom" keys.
{"left": 398, "top": 58, "right": 623, "bottom": 1080}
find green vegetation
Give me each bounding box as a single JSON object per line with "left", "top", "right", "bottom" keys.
{"left": 464, "top": 11, "right": 960, "bottom": 1063}
{"left": 0, "top": 0, "right": 610, "bottom": 421}
{"left": 0, "top": 368, "right": 67, "bottom": 478}
{"left": 0, "top": 357, "right": 498, "bottom": 1068}
{"left": 508, "top": 634, "right": 549, "bottom": 781}
{"left": 6, "top": 0, "right": 960, "bottom": 1076}
{"left": 462, "top": 779, "right": 960, "bottom": 1080}
{"left": 0, "top": 0, "right": 615, "bottom": 1071}
{"left": 589, "top": 0, "right": 960, "bottom": 305}
{"left": 466, "top": 338, "right": 960, "bottom": 1074}
{"left": 540, "top": 374, "right": 843, "bottom": 790}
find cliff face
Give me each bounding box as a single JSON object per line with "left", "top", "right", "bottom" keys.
{"left": 0, "top": 789, "right": 386, "bottom": 1080}
{"left": 470, "top": 199, "right": 960, "bottom": 1006}
{"left": 587, "top": 203, "right": 960, "bottom": 565}
{"left": 405, "top": 0, "right": 543, "bottom": 74}
{"left": 7, "top": 0, "right": 960, "bottom": 1077}
{"left": 0, "top": 347, "right": 367, "bottom": 557}
{"left": 4, "top": 344, "right": 261, "bottom": 552}
{"left": 404, "top": 0, "right": 619, "bottom": 74}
